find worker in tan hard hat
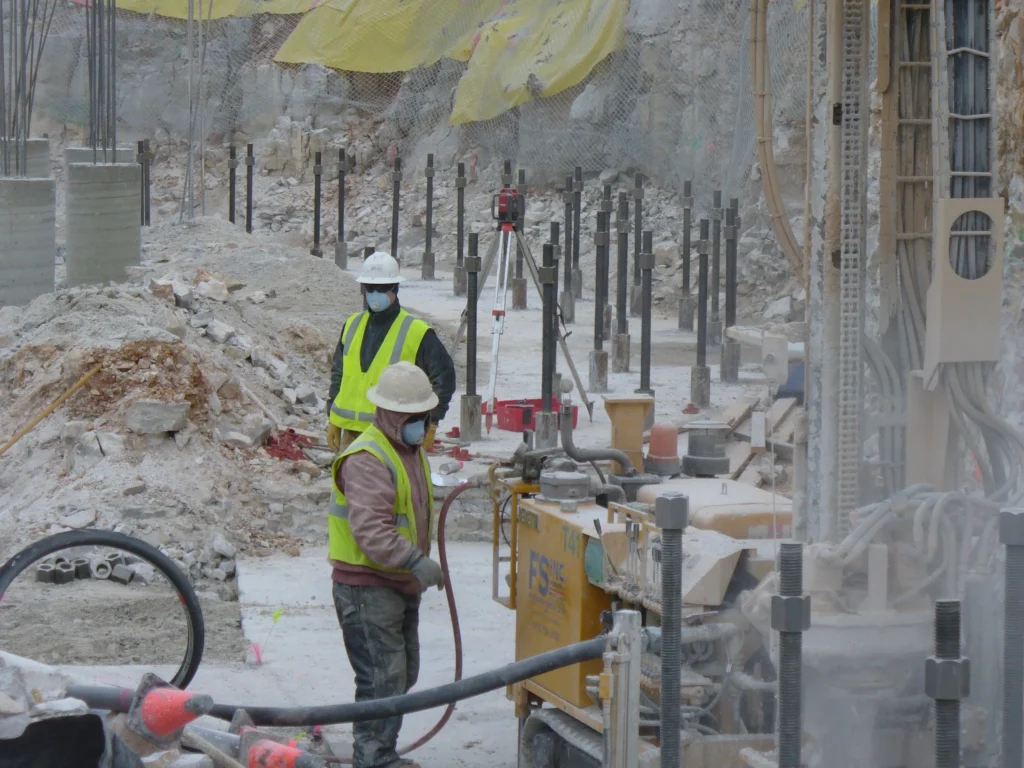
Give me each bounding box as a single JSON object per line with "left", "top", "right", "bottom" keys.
{"left": 326, "top": 252, "right": 456, "bottom": 456}
{"left": 329, "top": 361, "right": 444, "bottom": 768}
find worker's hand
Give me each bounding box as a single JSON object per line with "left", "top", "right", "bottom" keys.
{"left": 409, "top": 555, "right": 445, "bottom": 590}
{"left": 423, "top": 423, "right": 438, "bottom": 452}
{"left": 327, "top": 423, "right": 342, "bottom": 452}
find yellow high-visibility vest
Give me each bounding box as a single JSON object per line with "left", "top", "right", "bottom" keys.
{"left": 328, "top": 309, "right": 431, "bottom": 432}
{"left": 328, "top": 425, "right": 433, "bottom": 572}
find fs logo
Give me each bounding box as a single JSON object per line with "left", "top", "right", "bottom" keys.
{"left": 529, "top": 551, "right": 566, "bottom": 598}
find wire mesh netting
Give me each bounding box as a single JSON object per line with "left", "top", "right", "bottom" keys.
{"left": 32, "top": 0, "right": 812, "bottom": 199}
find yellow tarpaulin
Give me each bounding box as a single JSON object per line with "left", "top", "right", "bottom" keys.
{"left": 112, "top": 0, "right": 315, "bottom": 21}
{"left": 274, "top": 0, "right": 504, "bottom": 73}
{"left": 450, "top": 0, "right": 627, "bottom": 124}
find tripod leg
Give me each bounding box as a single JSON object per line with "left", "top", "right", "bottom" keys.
{"left": 452, "top": 234, "right": 501, "bottom": 351}
{"left": 485, "top": 229, "right": 515, "bottom": 432}
{"left": 515, "top": 232, "right": 595, "bottom": 420}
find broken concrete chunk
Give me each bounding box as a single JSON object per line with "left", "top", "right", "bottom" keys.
{"left": 294, "top": 384, "right": 317, "bottom": 404}
{"left": 220, "top": 559, "right": 236, "bottom": 576}
{"left": 96, "top": 431, "right": 127, "bottom": 458}
{"left": 190, "top": 310, "right": 214, "bottom": 328}
{"left": 211, "top": 568, "right": 228, "bottom": 581}
{"left": 129, "top": 562, "right": 158, "bottom": 585}
{"left": 125, "top": 399, "right": 190, "bottom": 434}
{"left": 71, "top": 433, "right": 104, "bottom": 474}
{"left": 172, "top": 281, "right": 195, "bottom": 309}
{"left": 196, "top": 279, "right": 230, "bottom": 302}
{"left": 204, "top": 369, "right": 229, "bottom": 393}
{"left": 61, "top": 420, "right": 90, "bottom": 445}
{"left": 223, "top": 431, "right": 255, "bottom": 449}
{"left": 30, "top": 698, "right": 89, "bottom": 718}
{"left": 123, "top": 480, "right": 148, "bottom": 496}
{"left": 205, "top": 320, "right": 236, "bottom": 344}
{"left": 175, "top": 422, "right": 196, "bottom": 450}
{"left": 222, "top": 346, "right": 250, "bottom": 362}
{"left": 218, "top": 378, "right": 242, "bottom": 399}
{"left": 148, "top": 280, "right": 175, "bottom": 303}
{"left": 207, "top": 391, "right": 223, "bottom": 416}
{"left": 282, "top": 388, "right": 298, "bottom": 405}
{"left": 212, "top": 534, "right": 237, "bottom": 559}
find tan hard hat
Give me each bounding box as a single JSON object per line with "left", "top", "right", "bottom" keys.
{"left": 367, "top": 361, "right": 438, "bottom": 414}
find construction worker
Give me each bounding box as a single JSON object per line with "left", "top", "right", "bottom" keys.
{"left": 327, "top": 251, "right": 455, "bottom": 455}
{"left": 329, "top": 361, "right": 444, "bottom": 768}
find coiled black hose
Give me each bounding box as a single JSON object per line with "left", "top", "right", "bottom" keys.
{"left": 68, "top": 635, "right": 605, "bottom": 726}
{"left": 0, "top": 529, "right": 205, "bottom": 689}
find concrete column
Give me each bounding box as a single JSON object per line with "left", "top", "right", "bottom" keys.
{"left": 66, "top": 163, "right": 142, "bottom": 288}
{"left": 511, "top": 277, "right": 528, "bottom": 310}
{"left": 690, "top": 365, "right": 711, "bottom": 408}
{"left": 612, "top": 334, "right": 630, "bottom": 373}
{"left": 26, "top": 139, "right": 51, "bottom": 178}
{"left": 560, "top": 290, "right": 575, "bottom": 324}
{"left": 678, "top": 295, "right": 696, "bottom": 331}
{"left": 460, "top": 394, "right": 482, "bottom": 443}
{"left": 65, "top": 147, "right": 137, "bottom": 165}
{"left": 589, "top": 349, "right": 609, "bottom": 393}
{"left": 0, "top": 178, "right": 56, "bottom": 307}
{"left": 721, "top": 339, "right": 741, "bottom": 383}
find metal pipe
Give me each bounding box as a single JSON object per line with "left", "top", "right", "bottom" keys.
{"left": 564, "top": 176, "right": 574, "bottom": 293}
{"left": 228, "top": 145, "right": 236, "bottom": 224}
{"left": 697, "top": 220, "right": 710, "bottom": 367}
{"left": 1002, "top": 509, "right": 1024, "bottom": 768}
{"left": 711, "top": 190, "right": 722, "bottom": 323}
{"left": 245, "top": 142, "right": 253, "bottom": 235}
{"left": 456, "top": 162, "right": 465, "bottom": 269}
{"left": 639, "top": 231, "right": 653, "bottom": 392}
{"left": 467, "top": 233, "right": 480, "bottom": 398}
{"left": 338, "top": 148, "right": 347, "bottom": 248}
{"left": 725, "top": 202, "right": 738, "bottom": 327}
{"left": 311, "top": 150, "right": 322, "bottom": 258}
{"left": 423, "top": 153, "right": 434, "bottom": 279}
{"left": 560, "top": 398, "right": 635, "bottom": 475}
{"left": 516, "top": 168, "right": 526, "bottom": 279}
{"left": 390, "top": 156, "right": 401, "bottom": 263}
{"left": 594, "top": 211, "right": 608, "bottom": 350}
{"left": 774, "top": 542, "right": 808, "bottom": 768}
{"left": 617, "top": 193, "right": 629, "bottom": 335}
{"left": 542, "top": 242, "right": 556, "bottom": 414}
{"left": 656, "top": 493, "right": 688, "bottom": 768}
{"left": 632, "top": 173, "right": 643, "bottom": 287}
{"left": 682, "top": 180, "right": 692, "bottom": 293}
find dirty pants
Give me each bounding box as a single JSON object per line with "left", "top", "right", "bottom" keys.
{"left": 333, "top": 583, "right": 421, "bottom": 768}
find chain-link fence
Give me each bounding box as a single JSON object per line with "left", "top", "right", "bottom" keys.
{"left": 34, "top": 0, "right": 812, "bottom": 200}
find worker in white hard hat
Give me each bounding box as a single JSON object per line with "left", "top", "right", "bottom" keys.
{"left": 326, "top": 251, "right": 456, "bottom": 455}
{"left": 329, "top": 361, "right": 444, "bottom": 768}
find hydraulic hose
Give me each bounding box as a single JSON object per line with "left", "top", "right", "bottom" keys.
{"left": 0, "top": 529, "right": 205, "bottom": 689}
{"left": 68, "top": 636, "right": 605, "bottom": 726}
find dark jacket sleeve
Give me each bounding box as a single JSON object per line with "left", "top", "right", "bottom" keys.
{"left": 326, "top": 331, "right": 345, "bottom": 414}
{"left": 415, "top": 329, "right": 457, "bottom": 423}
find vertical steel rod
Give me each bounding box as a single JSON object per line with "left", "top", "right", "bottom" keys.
{"left": 725, "top": 201, "right": 738, "bottom": 328}
{"left": 228, "top": 145, "right": 236, "bottom": 224}
{"left": 311, "top": 150, "right": 322, "bottom": 257}
{"left": 594, "top": 211, "right": 608, "bottom": 351}
{"left": 711, "top": 189, "right": 722, "bottom": 322}
{"left": 423, "top": 153, "right": 434, "bottom": 279}
{"left": 541, "top": 242, "right": 556, "bottom": 413}
{"left": 682, "top": 180, "right": 693, "bottom": 294}
{"left": 632, "top": 173, "right": 643, "bottom": 286}
{"left": 515, "top": 168, "right": 526, "bottom": 279}
{"left": 338, "top": 148, "right": 347, "bottom": 246}
{"left": 139, "top": 140, "right": 147, "bottom": 225}
{"left": 639, "top": 231, "right": 653, "bottom": 392}
{"left": 563, "top": 176, "right": 574, "bottom": 292}
{"left": 390, "top": 156, "right": 401, "bottom": 262}
{"left": 572, "top": 166, "right": 582, "bottom": 273}
{"left": 245, "top": 142, "right": 253, "bottom": 234}
{"left": 697, "top": 219, "right": 709, "bottom": 367}
{"left": 456, "top": 162, "right": 466, "bottom": 269}
{"left": 467, "top": 233, "right": 480, "bottom": 398}
{"left": 143, "top": 139, "right": 151, "bottom": 225}
{"left": 774, "top": 542, "right": 809, "bottom": 768}
{"left": 616, "top": 192, "right": 629, "bottom": 335}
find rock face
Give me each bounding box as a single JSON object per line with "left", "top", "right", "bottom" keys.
{"left": 125, "top": 399, "right": 191, "bottom": 434}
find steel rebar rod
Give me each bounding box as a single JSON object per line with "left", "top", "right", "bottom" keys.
{"left": 616, "top": 192, "right": 629, "bottom": 335}
{"left": 467, "top": 233, "right": 480, "bottom": 398}
{"left": 682, "top": 180, "right": 693, "bottom": 294}
{"left": 573, "top": 166, "right": 582, "bottom": 273}
{"left": 338, "top": 148, "right": 347, "bottom": 244}
{"left": 515, "top": 168, "right": 526, "bottom": 279}
{"left": 311, "top": 150, "right": 322, "bottom": 257}
{"left": 391, "top": 156, "right": 401, "bottom": 262}
{"left": 542, "top": 242, "right": 556, "bottom": 414}
{"left": 456, "top": 162, "right": 465, "bottom": 268}
{"left": 245, "top": 143, "right": 253, "bottom": 234}
{"left": 774, "top": 542, "right": 809, "bottom": 768}
{"left": 228, "top": 145, "right": 236, "bottom": 224}
{"left": 595, "top": 211, "right": 608, "bottom": 351}
{"left": 639, "top": 231, "right": 653, "bottom": 393}
{"left": 143, "top": 139, "right": 151, "bottom": 225}
{"left": 632, "top": 173, "right": 643, "bottom": 287}
{"left": 725, "top": 203, "right": 738, "bottom": 328}
{"left": 423, "top": 153, "right": 434, "bottom": 279}
{"left": 563, "top": 176, "right": 574, "bottom": 292}
{"left": 697, "top": 220, "right": 710, "bottom": 367}
{"left": 711, "top": 190, "right": 723, "bottom": 322}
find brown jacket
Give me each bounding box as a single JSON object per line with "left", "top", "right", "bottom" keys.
{"left": 331, "top": 407, "right": 432, "bottom": 595}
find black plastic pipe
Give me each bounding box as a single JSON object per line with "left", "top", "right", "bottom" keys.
{"left": 563, "top": 176, "right": 574, "bottom": 292}
{"left": 68, "top": 637, "right": 605, "bottom": 727}
{"left": 467, "top": 234, "right": 479, "bottom": 398}
{"left": 245, "top": 143, "right": 254, "bottom": 235}
{"left": 542, "top": 242, "right": 556, "bottom": 413}
{"left": 697, "top": 219, "right": 709, "bottom": 367}
{"left": 227, "top": 145, "right": 236, "bottom": 225}
{"left": 639, "top": 231, "right": 653, "bottom": 392}
{"left": 572, "top": 166, "right": 582, "bottom": 273}
{"left": 594, "top": 211, "right": 608, "bottom": 350}
{"left": 456, "top": 162, "right": 466, "bottom": 269}
{"left": 711, "top": 190, "right": 722, "bottom": 321}
{"left": 390, "top": 157, "right": 401, "bottom": 262}
{"left": 311, "top": 151, "right": 322, "bottom": 258}
{"left": 616, "top": 192, "right": 629, "bottom": 335}
{"left": 682, "top": 180, "right": 692, "bottom": 293}
{"left": 633, "top": 173, "right": 643, "bottom": 286}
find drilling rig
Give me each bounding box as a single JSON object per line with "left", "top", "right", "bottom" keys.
{"left": 489, "top": 0, "right": 1012, "bottom": 763}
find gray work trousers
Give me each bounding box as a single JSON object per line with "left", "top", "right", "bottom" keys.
{"left": 333, "top": 582, "right": 421, "bottom": 768}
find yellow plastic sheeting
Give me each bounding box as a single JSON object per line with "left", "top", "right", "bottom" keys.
{"left": 113, "top": 0, "right": 314, "bottom": 21}
{"left": 450, "top": 0, "right": 627, "bottom": 125}
{"left": 274, "top": 0, "right": 504, "bottom": 73}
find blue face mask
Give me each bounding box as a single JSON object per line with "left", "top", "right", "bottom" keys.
{"left": 366, "top": 291, "right": 391, "bottom": 312}
{"left": 401, "top": 418, "right": 427, "bottom": 446}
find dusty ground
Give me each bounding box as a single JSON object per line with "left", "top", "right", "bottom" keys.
{"left": 0, "top": 577, "right": 247, "bottom": 666}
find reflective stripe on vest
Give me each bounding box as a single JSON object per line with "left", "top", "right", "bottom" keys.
{"left": 328, "top": 425, "right": 433, "bottom": 572}
{"left": 328, "top": 309, "right": 432, "bottom": 432}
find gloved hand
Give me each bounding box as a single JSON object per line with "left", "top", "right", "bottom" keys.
{"left": 409, "top": 554, "right": 445, "bottom": 590}
{"left": 327, "top": 423, "right": 342, "bottom": 451}
{"left": 423, "top": 423, "right": 438, "bottom": 452}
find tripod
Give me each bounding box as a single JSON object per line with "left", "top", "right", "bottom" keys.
{"left": 453, "top": 219, "right": 595, "bottom": 427}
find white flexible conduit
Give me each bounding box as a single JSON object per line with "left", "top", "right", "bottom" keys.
{"left": 749, "top": 0, "right": 806, "bottom": 282}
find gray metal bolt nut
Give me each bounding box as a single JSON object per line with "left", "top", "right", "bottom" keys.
{"left": 1000, "top": 508, "right": 1024, "bottom": 546}
{"left": 655, "top": 493, "right": 689, "bottom": 531}
{"left": 36, "top": 563, "right": 55, "bottom": 583}
{"left": 110, "top": 564, "right": 135, "bottom": 586}
{"left": 771, "top": 594, "right": 811, "bottom": 632}
{"left": 925, "top": 656, "right": 971, "bottom": 700}
{"left": 73, "top": 557, "right": 91, "bottom": 579}
{"left": 53, "top": 561, "right": 75, "bottom": 585}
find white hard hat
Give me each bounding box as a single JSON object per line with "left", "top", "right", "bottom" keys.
{"left": 367, "top": 361, "right": 438, "bottom": 414}
{"left": 358, "top": 252, "right": 404, "bottom": 285}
